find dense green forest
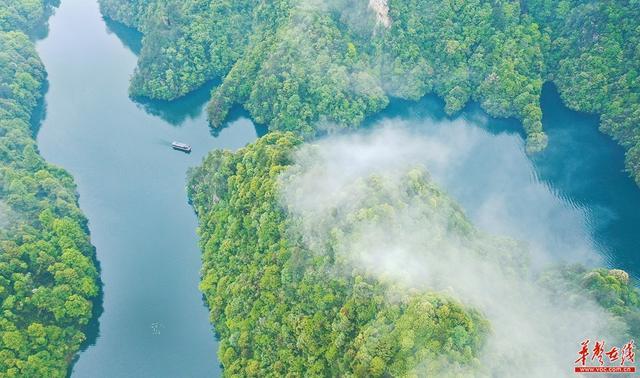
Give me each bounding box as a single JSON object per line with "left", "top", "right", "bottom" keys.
{"left": 0, "top": 1, "right": 99, "bottom": 376}
{"left": 525, "top": 0, "right": 640, "bottom": 185}
{"left": 188, "top": 132, "right": 640, "bottom": 376}
{"left": 187, "top": 132, "right": 488, "bottom": 376}
{"left": 101, "top": 0, "right": 640, "bottom": 184}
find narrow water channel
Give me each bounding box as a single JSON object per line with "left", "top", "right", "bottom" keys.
{"left": 35, "top": 0, "right": 260, "bottom": 376}
{"left": 34, "top": 0, "right": 640, "bottom": 377}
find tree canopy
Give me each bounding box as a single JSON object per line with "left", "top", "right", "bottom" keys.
{"left": 103, "top": 0, "right": 639, "bottom": 183}
{"left": 188, "top": 132, "right": 640, "bottom": 376}
{"left": 0, "top": 1, "right": 99, "bottom": 376}
{"left": 188, "top": 133, "right": 490, "bottom": 376}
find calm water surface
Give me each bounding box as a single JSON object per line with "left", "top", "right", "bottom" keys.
{"left": 365, "top": 87, "right": 640, "bottom": 275}
{"left": 35, "top": 0, "right": 640, "bottom": 377}
{"left": 36, "top": 0, "right": 260, "bottom": 376}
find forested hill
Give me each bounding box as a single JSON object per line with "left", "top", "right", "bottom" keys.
{"left": 188, "top": 132, "right": 640, "bottom": 376}
{"left": 100, "top": 0, "right": 640, "bottom": 185}
{"left": 0, "top": 1, "right": 100, "bottom": 376}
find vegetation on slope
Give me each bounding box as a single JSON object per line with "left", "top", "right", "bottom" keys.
{"left": 99, "top": 0, "right": 259, "bottom": 100}
{"left": 188, "top": 132, "right": 640, "bottom": 376}
{"left": 540, "top": 266, "right": 640, "bottom": 337}
{"left": 0, "top": 0, "right": 59, "bottom": 34}
{"left": 103, "top": 0, "right": 639, "bottom": 182}
{"left": 524, "top": 0, "right": 640, "bottom": 185}
{"left": 188, "top": 132, "right": 490, "bottom": 376}
{"left": 0, "top": 2, "right": 99, "bottom": 377}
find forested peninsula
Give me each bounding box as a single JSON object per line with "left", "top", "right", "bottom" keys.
{"left": 0, "top": 1, "right": 99, "bottom": 376}
{"left": 1, "top": 0, "right": 638, "bottom": 376}
{"left": 187, "top": 132, "right": 640, "bottom": 376}
{"left": 100, "top": 0, "right": 640, "bottom": 185}
{"left": 94, "top": 0, "right": 640, "bottom": 375}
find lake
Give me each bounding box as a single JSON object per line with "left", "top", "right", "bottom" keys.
{"left": 35, "top": 0, "right": 261, "bottom": 376}
{"left": 34, "top": 0, "right": 640, "bottom": 377}
{"left": 362, "top": 86, "right": 640, "bottom": 275}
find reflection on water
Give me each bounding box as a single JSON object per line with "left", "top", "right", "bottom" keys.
{"left": 36, "top": 0, "right": 260, "bottom": 376}
{"left": 533, "top": 84, "right": 640, "bottom": 276}
{"left": 34, "top": 0, "right": 640, "bottom": 376}
{"left": 30, "top": 80, "right": 48, "bottom": 136}
{"left": 103, "top": 18, "right": 215, "bottom": 126}
{"left": 103, "top": 17, "right": 141, "bottom": 55}
{"left": 102, "top": 16, "right": 270, "bottom": 138}
{"left": 365, "top": 83, "right": 640, "bottom": 278}
{"left": 213, "top": 105, "right": 269, "bottom": 138}
{"left": 132, "top": 80, "right": 218, "bottom": 126}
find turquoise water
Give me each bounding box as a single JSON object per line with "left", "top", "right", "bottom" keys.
{"left": 365, "top": 86, "right": 640, "bottom": 275}
{"left": 33, "top": 0, "right": 640, "bottom": 376}
{"left": 534, "top": 85, "right": 640, "bottom": 275}
{"left": 35, "top": 0, "right": 260, "bottom": 376}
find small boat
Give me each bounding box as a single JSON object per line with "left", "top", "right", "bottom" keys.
{"left": 172, "top": 141, "right": 191, "bottom": 153}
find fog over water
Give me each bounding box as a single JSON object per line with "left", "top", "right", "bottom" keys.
{"left": 362, "top": 90, "right": 640, "bottom": 277}
{"left": 280, "top": 124, "right": 631, "bottom": 376}
{"left": 370, "top": 115, "right": 600, "bottom": 268}
{"left": 277, "top": 84, "right": 640, "bottom": 376}
{"left": 30, "top": 0, "right": 640, "bottom": 376}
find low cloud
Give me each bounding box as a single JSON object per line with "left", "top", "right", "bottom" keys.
{"left": 279, "top": 123, "right": 628, "bottom": 376}
{"left": 0, "top": 201, "right": 11, "bottom": 230}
